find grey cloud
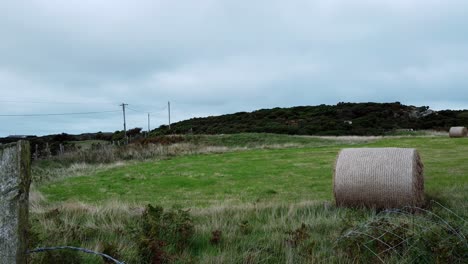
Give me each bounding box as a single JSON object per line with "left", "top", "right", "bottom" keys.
{"left": 1, "top": 0, "right": 468, "bottom": 136}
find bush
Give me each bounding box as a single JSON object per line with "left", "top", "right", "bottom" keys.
{"left": 137, "top": 205, "right": 194, "bottom": 264}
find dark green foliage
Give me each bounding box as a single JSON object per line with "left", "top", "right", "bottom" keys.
{"left": 137, "top": 205, "right": 194, "bottom": 264}
{"left": 111, "top": 130, "right": 125, "bottom": 141}
{"left": 52, "top": 133, "right": 75, "bottom": 142}
{"left": 153, "top": 102, "right": 468, "bottom": 136}
{"left": 209, "top": 230, "right": 222, "bottom": 245}
{"left": 127, "top": 127, "right": 143, "bottom": 137}
{"left": 135, "top": 135, "right": 186, "bottom": 145}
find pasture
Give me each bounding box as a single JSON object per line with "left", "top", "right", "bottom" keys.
{"left": 29, "top": 134, "right": 468, "bottom": 263}
{"left": 40, "top": 136, "right": 467, "bottom": 206}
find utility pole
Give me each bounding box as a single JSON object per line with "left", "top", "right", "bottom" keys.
{"left": 120, "top": 103, "right": 128, "bottom": 139}
{"left": 168, "top": 101, "right": 171, "bottom": 130}
{"left": 147, "top": 112, "right": 150, "bottom": 135}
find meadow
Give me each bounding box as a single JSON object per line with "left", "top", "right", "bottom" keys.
{"left": 29, "top": 133, "right": 468, "bottom": 263}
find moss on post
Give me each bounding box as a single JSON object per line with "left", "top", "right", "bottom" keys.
{"left": 0, "top": 141, "right": 31, "bottom": 264}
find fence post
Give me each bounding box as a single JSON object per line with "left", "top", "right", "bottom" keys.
{"left": 0, "top": 141, "right": 31, "bottom": 264}
{"left": 44, "top": 143, "right": 51, "bottom": 158}
{"left": 59, "top": 144, "right": 64, "bottom": 156}
{"left": 33, "top": 144, "right": 39, "bottom": 161}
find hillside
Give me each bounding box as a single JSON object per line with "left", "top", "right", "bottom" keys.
{"left": 155, "top": 102, "right": 468, "bottom": 136}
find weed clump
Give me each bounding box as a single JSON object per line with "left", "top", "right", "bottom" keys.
{"left": 209, "top": 230, "right": 223, "bottom": 245}
{"left": 285, "top": 223, "right": 310, "bottom": 247}
{"left": 239, "top": 220, "right": 252, "bottom": 235}
{"left": 137, "top": 204, "right": 194, "bottom": 264}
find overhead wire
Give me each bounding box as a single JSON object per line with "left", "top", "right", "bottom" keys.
{"left": 0, "top": 100, "right": 118, "bottom": 106}
{"left": 0, "top": 110, "right": 120, "bottom": 117}
{"left": 126, "top": 104, "right": 167, "bottom": 114}
{"left": 0, "top": 102, "right": 169, "bottom": 135}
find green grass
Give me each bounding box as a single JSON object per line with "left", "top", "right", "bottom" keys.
{"left": 30, "top": 134, "right": 468, "bottom": 263}
{"left": 40, "top": 147, "right": 338, "bottom": 206}
{"left": 184, "top": 133, "right": 357, "bottom": 147}
{"left": 40, "top": 136, "right": 468, "bottom": 207}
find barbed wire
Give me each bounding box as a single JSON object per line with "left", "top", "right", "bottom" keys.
{"left": 28, "top": 246, "right": 125, "bottom": 264}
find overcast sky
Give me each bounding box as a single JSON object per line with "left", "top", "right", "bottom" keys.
{"left": 1, "top": 0, "right": 468, "bottom": 136}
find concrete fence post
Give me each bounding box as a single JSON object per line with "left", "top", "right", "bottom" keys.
{"left": 0, "top": 141, "right": 31, "bottom": 264}
{"left": 44, "top": 143, "right": 51, "bottom": 158}
{"left": 59, "top": 144, "right": 64, "bottom": 156}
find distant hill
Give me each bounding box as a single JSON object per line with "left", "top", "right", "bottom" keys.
{"left": 2, "top": 102, "right": 468, "bottom": 152}
{"left": 154, "top": 102, "right": 468, "bottom": 136}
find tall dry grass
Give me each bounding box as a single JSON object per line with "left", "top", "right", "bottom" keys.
{"left": 28, "top": 185, "right": 468, "bottom": 263}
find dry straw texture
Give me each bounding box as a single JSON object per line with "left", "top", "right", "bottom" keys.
{"left": 333, "top": 148, "right": 424, "bottom": 209}
{"left": 449, "top": 126, "right": 467, "bottom": 138}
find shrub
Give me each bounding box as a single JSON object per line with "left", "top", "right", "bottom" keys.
{"left": 137, "top": 205, "right": 194, "bottom": 264}
{"left": 209, "top": 230, "right": 222, "bottom": 245}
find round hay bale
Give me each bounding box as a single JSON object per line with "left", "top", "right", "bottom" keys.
{"left": 449, "top": 127, "right": 467, "bottom": 138}
{"left": 333, "top": 148, "right": 424, "bottom": 209}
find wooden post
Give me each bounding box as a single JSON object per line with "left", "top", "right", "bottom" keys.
{"left": 0, "top": 141, "right": 31, "bottom": 264}
{"left": 33, "top": 144, "right": 39, "bottom": 161}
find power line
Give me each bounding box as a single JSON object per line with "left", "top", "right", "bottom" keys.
{"left": 126, "top": 106, "right": 145, "bottom": 113}
{"left": 0, "top": 100, "right": 117, "bottom": 105}
{"left": 126, "top": 105, "right": 167, "bottom": 114}
{"left": 126, "top": 102, "right": 167, "bottom": 110}
{"left": 0, "top": 110, "right": 120, "bottom": 117}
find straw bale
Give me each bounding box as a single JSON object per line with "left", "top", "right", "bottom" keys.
{"left": 333, "top": 148, "right": 424, "bottom": 208}
{"left": 449, "top": 127, "right": 467, "bottom": 138}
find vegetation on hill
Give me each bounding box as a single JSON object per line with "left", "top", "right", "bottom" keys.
{"left": 153, "top": 102, "right": 468, "bottom": 136}
{"left": 2, "top": 102, "right": 467, "bottom": 153}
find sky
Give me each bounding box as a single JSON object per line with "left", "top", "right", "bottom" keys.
{"left": 1, "top": 0, "right": 468, "bottom": 136}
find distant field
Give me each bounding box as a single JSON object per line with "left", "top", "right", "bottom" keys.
{"left": 40, "top": 136, "right": 468, "bottom": 207}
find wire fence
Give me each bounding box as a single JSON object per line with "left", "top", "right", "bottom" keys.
{"left": 336, "top": 200, "right": 468, "bottom": 263}
{"left": 1, "top": 245, "right": 125, "bottom": 264}
{"left": 3, "top": 200, "right": 466, "bottom": 263}
{"left": 28, "top": 246, "right": 125, "bottom": 264}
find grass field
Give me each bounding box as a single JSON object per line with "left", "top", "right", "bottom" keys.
{"left": 30, "top": 134, "right": 468, "bottom": 263}
{"left": 40, "top": 136, "right": 467, "bottom": 207}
